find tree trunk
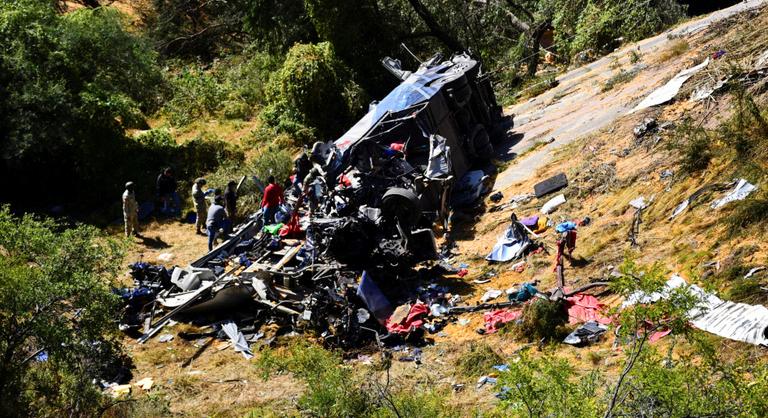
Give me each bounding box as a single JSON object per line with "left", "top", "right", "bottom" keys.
{"left": 525, "top": 21, "right": 550, "bottom": 78}
{"left": 406, "top": 0, "right": 465, "bottom": 52}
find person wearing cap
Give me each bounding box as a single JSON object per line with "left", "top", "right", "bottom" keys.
{"left": 191, "top": 178, "right": 211, "bottom": 235}
{"left": 122, "top": 182, "right": 140, "bottom": 237}
{"left": 206, "top": 195, "right": 226, "bottom": 251}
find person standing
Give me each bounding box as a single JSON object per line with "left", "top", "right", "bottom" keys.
{"left": 156, "top": 167, "right": 178, "bottom": 216}
{"left": 224, "top": 180, "right": 238, "bottom": 224}
{"left": 261, "top": 175, "right": 284, "bottom": 225}
{"left": 191, "top": 178, "right": 210, "bottom": 235}
{"left": 122, "top": 182, "right": 140, "bottom": 237}
{"left": 206, "top": 195, "right": 226, "bottom": 251}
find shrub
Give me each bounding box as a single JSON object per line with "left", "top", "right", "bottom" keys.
{"left": 0, "top": 207, "right": 127, "bottom": 416}
{"left": 509, "top": 298, "right": 569, "bottom": 342}
{"left": 263, "top": 42, "right": 366, "bottom": 145}
{"left": 455, "top": 342, "right": 504, "bottom": 378}
{"left": 0, "top": 1, "right": 164, "bottom": 209}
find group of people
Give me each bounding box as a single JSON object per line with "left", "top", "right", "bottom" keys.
{"left": 121, "top": 167, "right": 240, "bottom": 251}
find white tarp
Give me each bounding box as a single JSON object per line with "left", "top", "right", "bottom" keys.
{"left": 221, "top": 321, "right": 254, "bottom": 359}
{"left": 623, "top": 275, "right": 768, "bottom": 346}
{"left": 710, "top": 178, "right": 757, "bottom": 209}
{"left": 630, "top": 58, "right": 710, "bottom": 113}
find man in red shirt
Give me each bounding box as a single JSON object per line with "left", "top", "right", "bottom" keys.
{"left": 261, "top": 175, "right": 284, "bottom": 225}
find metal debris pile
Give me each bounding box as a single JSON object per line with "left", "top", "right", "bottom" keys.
{"left": 118, "top": 51, "right": 507, "bottom": 352}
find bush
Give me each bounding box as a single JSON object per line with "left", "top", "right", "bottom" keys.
{"left": 509, "top": 298, "right": 569, "bottom": 342}
{"left": 0, "top": 1, "right": 164, "bottom": 211}
{"left": 455, "top": 342, "right": 504, "bottom": 378}
{"left": 669, "top": 119, "right": 712, "bottom": 173}
{"left": 570, "top": 0, "right": 686, "bottom": 57}
{"left": 255, "top": 342, "right": 460, "bottom": 417}
{"left": 263, "top": 42, "right": 366, "bottom": 145}
{"left": 0, "top": 207, "right": 127, "bottom": 416}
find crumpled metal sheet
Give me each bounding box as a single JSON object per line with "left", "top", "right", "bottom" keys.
{"left": 624, "top": 275, "right": 768, "bottom": 346}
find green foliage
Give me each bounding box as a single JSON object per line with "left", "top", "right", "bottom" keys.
{"left": 263, "top": 42, "right": 366, "bottom": 144}
{"left": 496, "top": 351, "right": 601, "bottom": 418}
{"left": 0, "top": 206, "right": 126, "bottom": 416}
{"left": 610, "top": 256, "right": 697, "bottom": 338}
{"left": 0, "top": 1, "right": 166, "bottom": 209}
{"left": 612, "top": 349, "right": 768, "bottom": 417}
{"left": 255, "top": 342, "right": 459, "bottom": 417}
{"left": 571, "top": 0, "right": 686, "bottom": 57}
{"left": 602, "top": 68, "right": 639, "bottom": 92}
{"left": 670, "top": 118, "right": 713, "bottom": 173}
{"left": 509, "top": 298, "right": 569, "bottom": 342}
{"left": 455, "top": 342, "right": 504, "bottom": 378}
{"left": 162, "top": 50, "right": 281, "bottom": 126}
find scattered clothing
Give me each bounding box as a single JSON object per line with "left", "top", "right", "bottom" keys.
{"left": 385, "top": 303, "right": 429, "bottom": 334}
{"left": 507, "top": 282, "right": 538, "bottom": 302}
{"left": 555, "top": 221, "right": 577, "bottom": 233}
{"left": 483, "top": 309, "right": 522, "bottom": 334}
{"left": 486, "top": 221, "right": 531, "bottom": 262}
{"left": 566, "top": 293, "right": 610, "bottom": 324}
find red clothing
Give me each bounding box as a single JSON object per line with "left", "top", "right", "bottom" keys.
{"left": 261, "top": 183, "right": 284, "bottom": 208}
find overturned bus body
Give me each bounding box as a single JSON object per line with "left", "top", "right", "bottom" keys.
{"left": 130, "top": 53, "right": 507, "bottom": 349}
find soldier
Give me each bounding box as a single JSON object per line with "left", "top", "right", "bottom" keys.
{"left": 122, "top": 182, "right": 140, "bottom": 237}
{"left": 191, "top": 178, "right": 210, "bottom": 235}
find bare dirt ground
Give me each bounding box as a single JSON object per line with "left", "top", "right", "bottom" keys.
{"left": 112, "top": 3, "right": 768, "bottom": 415}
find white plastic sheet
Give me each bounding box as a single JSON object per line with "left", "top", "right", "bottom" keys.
{"left": 630, "top": 58, "right": 710, "bottom": 113}
{"left": 710, "top": 178, "right": 757, "bottom": 209}
{"left": 221, "top": 321, "right": 254, "bottom": 359}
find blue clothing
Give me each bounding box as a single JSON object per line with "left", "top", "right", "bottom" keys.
{"left": 206, "top": 204, "right": 226, "bottom": 228}
{"left": 207, "top": 225, "right": 218, "bottom": 251}
{"left": 263, "top": 205, "right": 278, "bottom": 225}
{"left": 555, "top": 221, "right": 577, "bottom": 233}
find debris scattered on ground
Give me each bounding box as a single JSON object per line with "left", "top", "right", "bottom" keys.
{"left": 630, "top": 58, "right": 710, "bottom": 113}
{"left": 710, "top": 178, "right": 757, "bottom": 209}
{"left": 563, "top": 321, "right": 608, "bottom": 346}
{"left": 534, "top": 173, "right": 568, "bottom": 198}
{"left": 623, "top": 275, "right": 768, "bottom": 346}
{"left": 541, "top": 194, "right": 566, "bottom": 214}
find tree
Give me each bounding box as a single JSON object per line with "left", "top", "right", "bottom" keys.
{"left": 0, "top": 206, "right": 127, "bottom": 416}
{"left": 0, "top": 1, "right": 164, "bottom": 209}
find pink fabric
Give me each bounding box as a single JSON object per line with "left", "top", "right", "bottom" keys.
{"left": 385, "top": 303, "right": 429, "bottom": 334}
{"left": 649, "top": 329, "right": 672, "bottom": 343}
{"left": 483, "top": 309, "right": 523, "bottom": 334}
{"left": 390, "top": 142, "right": 405, "bottom": 152}
{"left": 566, "top": 293, "right": 611, "bottom": 325}
{"left": 457, "top": 269, "right": 469, "bottom": 278}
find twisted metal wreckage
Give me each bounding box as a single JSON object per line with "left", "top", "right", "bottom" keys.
{"left": 119, "top": 52, "right": 511, "bottom": 350}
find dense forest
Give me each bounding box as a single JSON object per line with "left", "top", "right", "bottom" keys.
{"left": 1, "top": 0, "right": 708, "bottom": 218}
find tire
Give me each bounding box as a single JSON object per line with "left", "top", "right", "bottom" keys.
{"left": 382, "top": 188, "right": 421, "bottom": 227}
{"left": 470, "top": 125, "right": 494, "bottom": 161}
{"left": 453, "top": 107, "right": 471, "bottom": 134}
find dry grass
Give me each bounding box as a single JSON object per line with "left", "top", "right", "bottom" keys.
{"left": 656, "top": 39, "right": 690, "bottom": 63}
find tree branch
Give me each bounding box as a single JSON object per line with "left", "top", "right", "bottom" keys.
{"left": 405, "top": 0, "right": 465, "bottom": 51}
